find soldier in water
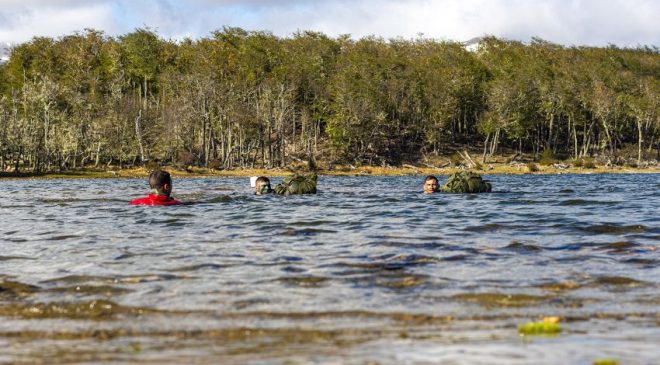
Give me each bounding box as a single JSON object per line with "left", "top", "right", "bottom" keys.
{"left": 253, "top": 174, "right": 317, "bottom": 195}
{"left": 129, "top": 170, "right": 182, "bottom": 205}
{"left": 423, "top": 175, "right": 440, "bottom": 193}
{"left": 254, "top": 176, "right": 273, "bottom": 195}
{"left": 423, "top": 172, "right": 492, "bottom": 193}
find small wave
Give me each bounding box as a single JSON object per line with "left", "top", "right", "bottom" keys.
{"left": 4, "top": 237, "right": 27, "bottom": 242}
{"left": 580, "top": 224, "right": 647, "bottom": 235}
{"left": 44, "top": 234, "right": 81, "bottom": 241}
{"left": 622, "top": 258, "right": 658, "bottom": 267}
{"left": 45, "top": 285, "right": 133, "bottom": 295}
{"left": 536, "top": 280, "right": 582, "bottom": 292}
{"left": 464, "top": 223, "right": 506, "bottom": 232}
{"left": 0, "top": 299, "right": 160, "bottom": 320}
{"left": 590, "top": 276, "right": 649, "bottom": 288}
{"left": 232, "top": 298, "right": 271, "bottom": 309}
{"left": 274, "top": 256, "right": 304, "bottom": 262}
{"left": 207, "top": 195, "right": 233, "bottom": 203}
{"left": 0, "top": 280, "right": 40, "bottom": 297}
{"left": 41, "top": 273, "right": 189, "bottom": 285}
{"left": 0, "top": 255, "right": 34, "bottom": 261}
{"left": 452, "top": 292, "right": 552, "bottom": 307}
{"left": 502, "top": 241, "right": 543, "bottom": 253}
{"left": 169, "top": 263, "right": 229, "bottom": 272}
{"left": 277, "top": 228, "right": 337, "bottom": 236}
{"left": 375, "top": 274, "right": 427, "bottom": 289}
{"left": 441, "top": 254, "right": 470, "bottom": 262}
{"left": 276, "top": 276, "right": 329, "bottom": 287}
{"left": 595, "top": 241, "right": 642, "bottom": 254}
{"left": 557, "top": 199, "right": 620, "bottom": 206}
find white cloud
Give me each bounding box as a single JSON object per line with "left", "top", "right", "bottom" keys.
{"left": 0, "top": 1, "right": 118, "bottom": 44}
{"left": 0, "top": 0, "right": 657, "bottom": 47}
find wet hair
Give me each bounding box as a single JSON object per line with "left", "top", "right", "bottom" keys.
{"left": 149, "top": 170, "right": 172, "bottom": 192}
{"left": 255, "top": 176, "right": 270, "bottom": 185}
{"left": 424, "top": 175, "right": 439, "bottom": 183}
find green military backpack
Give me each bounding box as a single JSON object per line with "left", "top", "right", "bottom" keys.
{"left": 274, "top": 173, "right": 318, "bottom": 195}
{"left": 441, "top": 171, "right": 492, "bottom": 193}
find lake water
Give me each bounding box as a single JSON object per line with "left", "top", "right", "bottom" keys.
{"left": 1, "top": 174, "right": 658, "bottom": 364}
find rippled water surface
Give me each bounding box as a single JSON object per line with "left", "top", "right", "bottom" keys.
{"left": 1, "top": 174, "right": 659, "bottom": 364}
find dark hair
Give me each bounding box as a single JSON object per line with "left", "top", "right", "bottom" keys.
{"left": 149, "top": 170, "right": 172, "bottom": 192}
{"left": 255, "top": 176, "right": 270, "bottom": 185}
{"left": 424, "top": 175, "right": 438, "bottom": 183}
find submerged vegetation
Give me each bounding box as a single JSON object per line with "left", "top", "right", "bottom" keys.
{"left": 0, "top": 28, "right": 658, "bottom": 174}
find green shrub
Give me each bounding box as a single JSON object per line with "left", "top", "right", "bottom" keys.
{"left": 539, "top": 149, "right": 556, "bottom": 166}
{"left": 145, "top": 160, "right": 160, "bottom": 171}
{"left": 208, "top": 159, "right": 222, "bottom": 170}
{"left": 450, "top": 152, "right": 463, "bottom": 166}
{"left": 583, "top": 159, "right": 596, "bottom": 169}
{"left": 176, "top": 151, "right": 196, "bottom": 168}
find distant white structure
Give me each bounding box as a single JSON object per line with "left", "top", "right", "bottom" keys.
{"left": 463, "top": 36, "right": 485, "bottom": 52}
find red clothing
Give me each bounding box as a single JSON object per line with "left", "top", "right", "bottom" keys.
{"left": 129, "top": 194, "right": 181, "bottom": 206}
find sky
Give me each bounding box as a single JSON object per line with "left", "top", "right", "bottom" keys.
{"left": 0, "top": 0, "right": 659, "bottom": 53}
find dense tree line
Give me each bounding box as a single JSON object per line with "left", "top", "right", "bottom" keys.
{"left": 0, "top": 28, "right": 658, "bottom": 172}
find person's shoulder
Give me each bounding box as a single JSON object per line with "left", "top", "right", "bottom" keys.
{"left": 129, "top": 196, "right": 151, "bottom": 205}
{"left": 129, "top": 194, "right": 182, "bottom": 205}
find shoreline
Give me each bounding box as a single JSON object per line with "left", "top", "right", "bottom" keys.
{"left": 1, "top": 163, "right": 658, "bottom": 180}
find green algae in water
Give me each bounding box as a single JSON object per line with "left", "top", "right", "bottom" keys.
{"left": 592, "top": 360, "right": 619, "bottom": 365}
{"left": 518, "top": 321, "right": 562, "bottom": 336}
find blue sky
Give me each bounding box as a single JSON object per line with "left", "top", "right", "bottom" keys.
{"left": 1, "top": 0, "right": 658, "bottom": 48}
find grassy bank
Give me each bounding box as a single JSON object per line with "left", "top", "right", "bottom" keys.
{"left": 1, "top": 161, "right": 658, "bottom": 180}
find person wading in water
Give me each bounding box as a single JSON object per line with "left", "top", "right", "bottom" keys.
{"left": 129, "top": 170, "right": 182, "bottom": 206}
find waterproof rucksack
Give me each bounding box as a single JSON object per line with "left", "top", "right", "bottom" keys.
{"left": 441, "top": 171, "right": 492, "bottom": 193}
{"left": 274, "top": 173, "right": 318, "bottom": 195}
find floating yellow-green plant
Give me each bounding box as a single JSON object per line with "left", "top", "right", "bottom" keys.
{"left": 518, "top": 316, "right": 562, "bottom": 335}
{"left": 592, "top": 359, "right": 619, "bottom": 365}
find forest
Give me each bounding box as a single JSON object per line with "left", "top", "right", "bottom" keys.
{"left": 0, "top": 28, "right": 658, "bottom": 172}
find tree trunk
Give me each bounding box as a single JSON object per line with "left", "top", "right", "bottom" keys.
{"left": 482, "top": 133, "right": 490, "bottom": 163}
{"left": 134, "top": 110, "right": 145, "bottom": 163}
{"left": 95, "top": 142, "right": 101, "bottom": 167}
{"left": 637, "top": 119, "right": 643, "bottom": 164}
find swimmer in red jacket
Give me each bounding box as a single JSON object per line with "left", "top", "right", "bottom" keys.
{"left": 129, "top": 170, "right": 181, "bottom": 206}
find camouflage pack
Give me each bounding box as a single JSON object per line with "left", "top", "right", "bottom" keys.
{"left": 441, "top": 171, "right": 492, "bottom": 193}
{"left": 274, "top": 173, "right": 318, "bottom": 195}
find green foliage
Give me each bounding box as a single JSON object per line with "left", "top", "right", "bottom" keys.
{"left": 120, "top": 28, "right": 162, "bottom": 84}
{"left": 0, "top": 29, "right": 658, "bottom": 172}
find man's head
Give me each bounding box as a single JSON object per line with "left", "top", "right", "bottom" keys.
{"left": 149, "top": 170, "right": 173, "bottom": 196}
{"left": 423, "top": 175, "right": 439, "bottom": 193}
{"left": 255, "top": 176, "right": 271, "bottom": 195}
